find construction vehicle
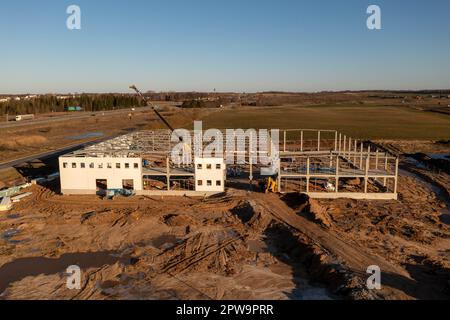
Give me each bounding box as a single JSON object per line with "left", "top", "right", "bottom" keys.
{"left": 105, "top": 188, "right": 135, "bottom": 200}
{"left": 265, "top": 177, "right": 278, "bottom": 193}
{"left": 15, "top": 114, "right": 34, "bottom": 121}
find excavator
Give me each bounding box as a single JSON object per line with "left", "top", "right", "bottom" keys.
{"left": 265, "top": 176, "right": 278, "bottom": 193}
{"left": 259, "top": 176, "right": 278, "bottom": 193}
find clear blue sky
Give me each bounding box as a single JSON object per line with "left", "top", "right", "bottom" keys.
{"left": 1, "top": 0, "right": 450, "bottom": 93}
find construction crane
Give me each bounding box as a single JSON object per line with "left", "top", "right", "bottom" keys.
{"left": 129, "top": 85, "right": 183, "bottom": 142}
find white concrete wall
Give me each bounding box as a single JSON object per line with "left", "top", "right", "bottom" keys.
{"left": 194, "top": 158, "right": 226, "bottom": 192}
{"left": 59, "top": 156, "right": 143, "bottom": 194}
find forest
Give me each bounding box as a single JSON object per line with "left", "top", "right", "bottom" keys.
{"left": 0, "top": 94, "right": 145, "bottom": 116}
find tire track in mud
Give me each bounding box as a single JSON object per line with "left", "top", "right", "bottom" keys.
{"left": 254, "top": 193, "right": 409, "bottom": 278}
{"left": 159, "top": 236, "right": 244, "bottom": 274}
{"left": 30, "top": 187, "right": 245, "bottom": 298}
{"left": 147, "top": 233, "right": 247, "bottom": 300}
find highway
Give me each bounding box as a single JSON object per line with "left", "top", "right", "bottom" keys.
{"left": 0, "top": 103, "right": 176, "bottom": 171}
{"left": 0, "top": 106, "right": 154, "bottom": 129}
{"left": 0, "top": 134, "right": 120, "bottom": 171}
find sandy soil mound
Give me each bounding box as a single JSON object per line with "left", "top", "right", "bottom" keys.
{"left": 230, "top": 200, "right": 274, "bottom": 233}
{"left": 281, "top": 193, "right": 333, "bottom": 228}
{"left": 308, "top": 199, "right": 333, "bottom": 228}
{"left": 163, "top": 214, "right": 198, "bottom": 227}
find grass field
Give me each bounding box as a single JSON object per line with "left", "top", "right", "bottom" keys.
{"left": 200, "top": 104, "right": 450, "bottom": 140}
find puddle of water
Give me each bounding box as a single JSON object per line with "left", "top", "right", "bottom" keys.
{"left": 2, "top": 229, "right": 30, "bottom": 245}
{"left": 2, "top": 229, "right": 19, "bottom": 238}
{"left": 428, "top": 154, "right": 450, "bottom": 161}
{"left": 65, "top": 132, "right": 104, "bottom": 140}
{"left": 0, "top": 251, "right": 130, "bottom": 295}
{"left": 150, "top": 235, "right": 180, "bottom": 250}
{"left": 2, "top": 229, "right": 21, "bottom": 244}
{"left": 404, "top": 157, "right": 428, "bottom": 170}
{"left": 6, "top": 214, "right": 20, "bottom": 220}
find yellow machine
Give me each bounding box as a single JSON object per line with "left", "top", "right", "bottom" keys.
{"left": 265, "top": 177, "right": 278, "bottom": 193}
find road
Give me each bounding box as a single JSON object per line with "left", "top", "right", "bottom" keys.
{"left": 0, "top": 106, "right": 155, "bottom": 129}
{"left": 0, "top": 134, "right": 121, "bottom": 171}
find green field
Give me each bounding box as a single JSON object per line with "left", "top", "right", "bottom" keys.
{"left": 200, "top": 104, "right": 450, "bottom": 140}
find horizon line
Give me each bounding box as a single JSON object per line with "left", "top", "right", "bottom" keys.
{"left": 2, "top": 88, "right": 450, "bottom": 96}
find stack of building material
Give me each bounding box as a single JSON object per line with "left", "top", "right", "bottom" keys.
{"left": 0, "top": 197, "right": 12, "bottom": 211}
{"left": 0, "top": 183, "right": 32, "bottom": 199}
{"left": 11, "top": 192, "right": 33, "bottom": 203}
{"left": 0, "top": 186, "right": 20, "bottom": 198}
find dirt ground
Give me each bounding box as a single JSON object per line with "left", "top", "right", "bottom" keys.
{"left": 0, "top": 140, "right": 449, "bottom": 300}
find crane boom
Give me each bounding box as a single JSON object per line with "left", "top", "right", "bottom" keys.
{"left": 129, "top": 85, "right": 178, "bottom": 134}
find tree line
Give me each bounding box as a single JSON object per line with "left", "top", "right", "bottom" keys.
{"left": 0, "top": 94, "right": 145, "bottom": 116}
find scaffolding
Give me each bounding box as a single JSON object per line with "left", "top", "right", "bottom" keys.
{"left": 276, "top": 129, "right": 398, "bottom": 199}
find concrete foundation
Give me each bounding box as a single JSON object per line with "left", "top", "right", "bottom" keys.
{"left": 304, "top": 192, "right": 398, "bottom": 200}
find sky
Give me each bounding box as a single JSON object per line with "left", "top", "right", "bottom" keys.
{"left": 0, "top": 0, "right": 450, "bottom": 93}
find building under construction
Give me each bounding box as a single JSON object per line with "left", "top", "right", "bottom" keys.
{"left": 59, "top": 129, "right": 399, "bottom": 200}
